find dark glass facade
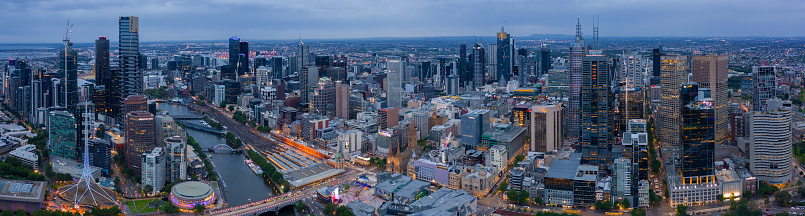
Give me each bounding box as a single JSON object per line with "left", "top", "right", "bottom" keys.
{"left": 580, "top": 56, "right": 612, "bottom": 167}
{"left": 681, "top": 83, "right": 715, "bottom": 178}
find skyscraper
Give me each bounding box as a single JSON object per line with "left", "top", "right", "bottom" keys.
{"left": 580, "top": 55, "right": 612, "bottom": 167}
{"left": 297, "top": 40, "right": 311, "bottom": 73}
{"left": 119, "top": 16, "right": 141, "bottom": 103}
{"left": 76, "top": 102, "right": 95, "bottom": 161}
{"left": 496, "top": 27, "right": 512, "bottom": 83}
{"left": 125, "top": 111, "right": 155, "bottom": 176}
{"left": 621, "top": 53, "right": 643, "bottom": 88}
{"left": 458, "top": 44, "right": 470, "bottom": 88}
{"left": 530, "top": 103, "right": 564, "bottom": 152}
{"left": 95, "top": 37, "right": 112, "bottom": 118}
{"left": 228, "top": 37, "right": 249, "bottom": 77}
{"left": 60, "top": 41, "right": 78, "bottom": 114}
{"left": 752, "top": 66, "right": 777, "bottom": 112}
{"left": 540, "top": 45, "right": 551, "bottom": 76}
{"left": 164, "top": 136, "right": 187, "bottom": 182}
{"left": 749, "top": 99, "right": 793, "bottom": 187}
{"left": 658, "top": 54, "right": 688, "bottom": 149}
{"left": 568, "top": 18, "right": 587, "bottom": 138}
{"left": 387, "top": 56, "right": 403, "bottom": 108}
{"left": 651, "top": 46, "right": 664, "bottom": 78}
{"left": 691, "top": 54, "right": 729, "bottom": 145}
{"left": 680, "top": 83, "right": 714, "bottom": 179}
{"left": 471, "top": 43, "right": 486, "bottom": 89}
{"left": 49, "top": 111, "right": 77, "bottom": 160}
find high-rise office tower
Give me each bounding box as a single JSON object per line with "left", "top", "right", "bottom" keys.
{"left": 658, "top": 54, "right": 688, "bottom": 149}
{"left": 580, "top": 55, "right": 612, "bottom": 167}
{"left": 496, "top": 27, "right": 512, "bottom": 83}
{"left": 123, "top": 95, "right": 147, "bottom": 115}
{"left": 315, "top": 55, "right": 331, "bottom": 78}
{"left": 619, "top": 88, "right": 644, "bottom": 133}
{"left": 530, "top": 104, "right": 564, "bottom": 152}
{"left": 49, "top": 111, "right": 77, "bottom": 160}
{"left": 379, "top": 107, "right": 399, "bottom": 131}
{"left": 680, "top": 83, "right": 715, "bottom": 179}
{"left": 691, "top": 54, "right": 729, "bottom": 145}
{"left": 125, "top": 111, "right": 155, "bottom": 176}
{"left": 651, "top": 46, "right": 664, "bottom": 78}
{"left": 470, "top": 43, "right": 486, "bottom": 89}
{"left": 60, "top": 41, "right": 78, "bottom": 114}
{"left": 310, "top": 78, "right": 335, "bottom": 116}
{"left": 749, "top": 99, "right": 793, "bottom": 187}
{"left": 95, "top": 37, "right": 111, "bottom": 118}
{"left": 568, "top": 18, "right": 587, "bottom": 138}
{"left": 459, "top": 44, "right": 470, "bottom": 87}
{"left": 517, "top": 48, "right": 529, "bottom": 85}
{"left": 300, "top": 66, "right": 316, "bottom": 104}
{"left": 76, "top": 102, "right": 95, "bottom": 161}
{"left": 297, "top": 40, "right": 311, "bottom": 73}
{"left": 621, "top": 53, "right": 643, "bottom": 88}
{"left": 483, "top": 45, "right": 496, "bottom": 82}
{"left": 334, "top": 81, "right": 349, "bottom": 119}
{"left": 387, "top": 56, "right": 403, "bottom": 108}
{"left": 228, "top": 37, "right": 249, "bottom": 77}
{"left": 461, "top": 109, "right": 492, "bottom": 149}
{"left": 752, "top": 66, "right": 777, "bottom": 112}
{"left": 540, "top": 45, "right": 551, "bottom": 76}
{"left": 119, "top": 16, "right": 141, "bottom": 103}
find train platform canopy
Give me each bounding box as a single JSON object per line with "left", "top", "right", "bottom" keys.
{"left": 285, "top": 163, "right": 345, "bottom": 188}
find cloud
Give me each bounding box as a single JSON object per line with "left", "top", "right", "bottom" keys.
{"left": 1, "top": 0, "right": 803, "bottom": 43}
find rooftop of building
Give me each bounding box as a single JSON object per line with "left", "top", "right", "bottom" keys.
{"left": 0, "top": 179, "right": 47, "bottom": 203}
{"left": 482, "top": 124, "right": 526, "bottom": 142}
{"left": 544, "top": 153, "right": 582, "bottom": 180}
{"left": 346, "top": 200, "right": 375, "bottom": 216}
{"left": 715, "top": 169, "right": 741, "bottom": 183}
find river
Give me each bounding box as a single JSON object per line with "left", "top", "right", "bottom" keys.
{"left": 156, "top": 103, "right": 276, "bottom": 207}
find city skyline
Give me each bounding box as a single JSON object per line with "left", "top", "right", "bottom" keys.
{"left": 2, "top": 0, "right": 805, "bottom": 43}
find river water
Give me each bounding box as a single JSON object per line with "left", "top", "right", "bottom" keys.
{"left": 156, "top": 103, "right": 276, "bottom": 207}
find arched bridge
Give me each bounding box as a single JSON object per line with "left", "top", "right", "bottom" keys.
{"left": 208, "top": 144, "right": 243, "bottom": 153}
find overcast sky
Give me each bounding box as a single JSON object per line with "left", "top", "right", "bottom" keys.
{"left": 1, "top": 0, "right": 803, "bottom": 43}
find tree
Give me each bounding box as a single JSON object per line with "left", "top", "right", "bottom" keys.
{"left": 193, "top": 204, "right": 205, "bottom": 214}
{"left": 631, "top": 209, "right": 647, "bottom": 216}
{"left": 776, "top": 191, "right": 792, "bottom": 207}
{"left": 622, "top": 198, "right": 630, "bottom": 209}
{"left": 144, "top": 184, "right": 153, "bottom": 194}
{"left": 228, "top": 106, "right": 235, "bottom": 112}
{"left": 95, "top": 124, "right": 106, "bottom": 138}
{"left": 335, "top": 206, "right": 354, "bottom": 216}
{"left": 514, "top": 155, "right": 525, "bottom": 164}
{"left": 507, "top": 190, "right": 519, "bottom": 204}
{"left": 87, "top": 206, "right": 121, "bottom": 216}
{"left": 744, "top": 190, "right": 754, "bottom": 199}
{"left": 601, "top": 200, "right": 612, "bottom": 211}
{"left": 160, "top": 204, "right": 180, "bottom": 214}
{"left": 517, "top": 190, "right": 530, "bottom": 205}
{"left": 676, "top": 204, "right": 687, "bottom": 216}
{"left": 777, "top": 212, "right": 792, "bottom": 216}
{"left": 595, "top": 201, "right": 605, "bottom": 210}
{"left": 499, "top": 182, "right": 508, "bottom": 193}
{"left": 717, "top": 194, "right": 725, "bottom": 202}
{"left": 534, "top": 195, "right": 543, "bottom": 206}
{"left": 324, "top": 203, "right": 337, "bottom": 216}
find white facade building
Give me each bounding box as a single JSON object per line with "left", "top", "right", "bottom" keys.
{"left": 749, "top": 99, "right": 793, "bottom": 187}
{"left": 613, "top": 157, "right": 632, "bottom": 200}
{"left": 337, "top": 129, "right": 363, "bottom": 157}
{"left": 142, "top": 147, "right": 166, "bottom": 193}
{"left": 214, "top": 84, "right": 226, "bottom": 105}
{"left": 485, "top": 145, "right": 507, "bottom": 173}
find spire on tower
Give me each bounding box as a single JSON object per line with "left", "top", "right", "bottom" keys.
{"left": 575, "top": 17, "right": 584, "bottom": 44}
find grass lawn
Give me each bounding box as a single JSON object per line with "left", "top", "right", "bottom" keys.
{"left": 126, "top": 198, "right": 163, "bottom": 213}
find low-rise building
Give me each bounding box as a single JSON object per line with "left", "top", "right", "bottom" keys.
{"left": 0, "top": 179, "right": 47, "bottom": 213}
{"left": 9, "top": 145, "right": 38, "bottom": 170}
{"left": 736, "top": 168, "right": 758, "bottom": 195}
{"left": 462, "top": 164, "right": 496, "bottom": 196}
{"left": 667, "top": 168, "right": 721, "bottom": 207}
{"left": 486, "top": 145, "right": 507, "bottom": 173}
{"left": 637, "top": 180, "right": 650, "bottom": 208}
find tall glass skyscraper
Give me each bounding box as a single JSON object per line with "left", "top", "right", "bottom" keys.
{"left": 568, "top": 19, "right": 587, "bottom": 138}
{"left": 580, "top": 55, "right": 612, "bottom": 167}
{"left": 60, "top": 42, "right": 78, "bottom": 114}
{"left": 752, "top": 66, "right": 777, "bottom": 112}
{"left": 680, "top": 82, "right": 715, "bottom": 179}
{"left": 118, "top": 16, "right": 140, "bottom": 112}
{"left": 496, "top": 27, "right": 512, "bottom": 83}
{"left": 49, "top": 111, "right": 77, "bottom": 161}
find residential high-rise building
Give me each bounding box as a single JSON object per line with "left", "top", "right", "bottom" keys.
{"left": 88, "top": 138, "right": 112, "bottom": 176}
{"left": 752, "top": 66, "right": 777, "bottom": 112}
{"left": 496, "top": 27, "right": 512, "bottom": 83}
{"left": 487, "top": 44, "right": 497, "bottom": 83}
{"left": 95, "top": 36, "right": 110, "bottom": 95}
{"left": 49, "top": 111, "right": 77, "bottom": 160}
{"left": 613, "top": 157, "right": 633, "bottom": 200}
{"left": 126, "top": 111, "right": 155, "bottom": 175}
{"left": 164, "top": 136, "right": 187, "bottom": 182}
{"left": 658, "top": 54, "right": 688, "bottom": 149}
{"left": 142, "top": 147, "right": 165, "bottom": 192}
{"left": 691, "top": 54, "right": 729, "bottom": 146}
{"left": 300, "top": 66, "right": 316, "bottom": 104}
{"left": 568, "top": 18, "right": 587, "bottom": 138}
{"left": 119, "top": 16, "right": 141, "bottom": 102}
{"left": 750, "top": 99, "right": 793, "bottom": 187}
{"left": 680, "top": 83, "right": 715, "bottom": 179}
{"left": 580, "top": 55, "right": 612, "bottom": 167}
{"left": 60, "top": 41, "right": 78, "bottom": 114}
{"left": 530, "top": 103, "right": 564, "bottom": 152}
{"left": 123, "top": 95, "right": 147, "bottom": 115}
{"left": 621, "top": 53, "right": 643, "bottom": 88}
{"left": 387, "top": 56, "right": 403, "bottom": 108}
{"left": 155, "top": 114, "right": 185, "bottom": 147}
